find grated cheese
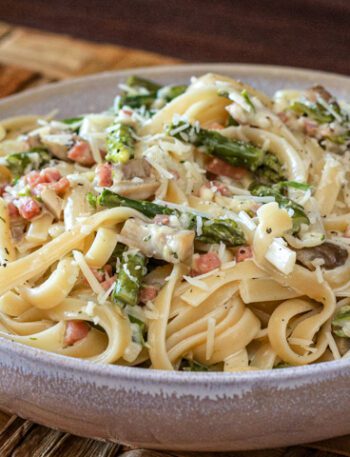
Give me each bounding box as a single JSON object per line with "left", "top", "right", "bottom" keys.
{"left": 183, "top": 275, "right": 210, "bottom": 291}
{"left": 72, "top": 250, "right": 105, "bottom": 296}
{"left": 123, "top": 341, "right": 142, "bottom": 363}
{"left": 265, "top": 238, "right": 296, "bottom": 275}
{"left": 217, "top": 242, "right": 226, "bottom": 262}
{"left": 196, "top": 215, "right": 203, "bottom": 236}
{"left": 221, "top": 260, "right": 237, "bottom": 270}
{"left": 238, "top": 210, "right": 256, "bottom": 231}
{"left": 97, "top": 281, "right": 116, "bottom": 305}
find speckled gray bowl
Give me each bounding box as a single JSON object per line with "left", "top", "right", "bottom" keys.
{"left": 1, "top": 64, "right": 350, "bottom": 451}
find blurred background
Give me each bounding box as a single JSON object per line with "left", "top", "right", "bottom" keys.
{"left": 0, "top": 0, "right": 349, "bottom": 74}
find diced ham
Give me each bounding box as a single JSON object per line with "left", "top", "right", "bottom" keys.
{"left": 17, "top": 198, "right": 41, "bottom": 220}
{"left": 96, "top": 163, "right": 113, "bottom": 187}
{"left": 51, "top": 177, "right": 70, "bottom": 196}
{"left": 64, "top": 320, "right": 90, "bottom": 346}
{"left": 191, "top": 252, "right": 221, "bottom": 276}
{"left": 91, "top": 268, "right": 105, "bottom": 282}
{"left": 139, "top": 285, "right": 158, "bottom": 303}
{"left": 303, "top": 119, "right": 318, "bottom": 136}
{"left": 27, "top": 168, "right": 70, "bottom": 197}
{"left": 198, "top": 181, "right": 231, "bottom": 200}
{"left": 90, "top": 264, "right": 114, "bottom": 288}
{"left": 67, "top": 141, "right": 95, "bottom": 166}
{"left": 0, "top": 185, "right": 6, "bottom": 197}
{"left": 41, "top": 168, "right": 62, "bottom": 183}
{"left": 26, "top": 171, "right": 46, "bottom": 188}
{"left": 100, "top": 275, "right": 116, "bottom": 291}
{"left": 153, "top": 214, "right": 170, "bottom": 225}
{"left": 278, "top": 112, "right": 289, "bottom": 123}
{"left": 206, "top": 158, "right": 248, "bottom": 180}
{"left": 7, "top": 202, "right": 19, "bottom": 218}
{"left": 235, "top": 246, "right": 253, "bottom": 262}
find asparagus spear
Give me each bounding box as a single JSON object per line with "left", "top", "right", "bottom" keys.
{"left": 128, "top": 313, "right": 146, "bottom": 345}
{"left": 98, "top": 189, "right": 173, "bottom": 218}
{"left": 249, "top": 182, "right": 310, "bottom": 232}
{"left": 97, "top": 189, "right": 246, "bottom": 246}
{"left": 290, "top": 100, "right": 334, "bottom": 124}
{"left": 126, "top": 75, "right": 162, "bottom": 93}
{"left": 332, "top": 305, "right": 350, "bottom": 338}
{"left": 158, "top": 84, "right": 188, "bottom": 103}
{"left": 105, "top": 123, "right": 135, "bottom": 164}
{"left": 118, "top": 76, "right": 187, "bottom": 110}
{"left": 167, "top": 121, "right": 285, "bottom": 183}
{"left": 180, "top": 359, "right": 209, "bottom": 372}
{"left": 108, "top": 242, "right": 128, "bottom": 266}
{"left": 2, "top": 149, "right": 51, "bottom": 177}
{"left": 112, "top": 250, "right": 148, "bottom": 307}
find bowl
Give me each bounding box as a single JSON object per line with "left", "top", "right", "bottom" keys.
{"left": 1, "top": 64, "right": 350, "bottom": 451}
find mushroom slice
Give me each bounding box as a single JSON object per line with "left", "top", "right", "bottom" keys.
{"left": 112, "top": 178, "right": 160, "bottom": 200}
{"left": 120, "top": 218, "right": 194, "bottom": 263}
{"left": 296, "top": 242, "right": 348, "bottom": 270}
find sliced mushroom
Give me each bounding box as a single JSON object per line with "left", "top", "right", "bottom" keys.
{"left": 120, "top": 218, "right": 194, "bottom": 263}
{"left": 307, "top": 85, "right": 334, "bottom": 103}
{"left": 40, "top": 134, "right": 75, "bottom": 160}
{"left": 41, "top": 188, "right": 63, "bottom": 219}
{"left": 121, "top": 158, "right": 153, "bottom": 180}
{"left": 26, "top": 133, "right": 43, "bottom": 149}
{"left": 296, "top": 241, "right": 348, "bottom": 270}
{"left": 112, "top": 179, "right": 160, "bottom": 200}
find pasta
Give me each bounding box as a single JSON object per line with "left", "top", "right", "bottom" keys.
{"left": 0, "top": 72, "right": 350, "bottom": 371}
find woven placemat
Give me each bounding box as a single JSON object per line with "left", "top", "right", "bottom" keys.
{"left": 0, "top": 21, "right": 349, "bottom": 456}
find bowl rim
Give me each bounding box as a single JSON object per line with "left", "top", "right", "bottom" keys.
{"left": 1, "top": 62, "right": 350, "bottom": 386}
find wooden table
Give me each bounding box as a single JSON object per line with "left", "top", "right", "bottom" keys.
{"left": 0, "top": 21, "right": 349, "bottom": 457}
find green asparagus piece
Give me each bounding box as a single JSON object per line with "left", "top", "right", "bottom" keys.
{"left": 112, "top": 251, "right": 148, "bottom": 307}
{"left": 98, "top": 189, "right": 174, "bottom": 218}
{"left": 126, "top": 76, "right": 162, "bottom": 93}
{"left": 118, "top": 94, "right": 157, "bottom": 110}
{"left": 158, "top": 85, "right": 187, "bottom": 103}
{"left": 290, "top": 100, "right": 334, "bottom": 124}
{"left": 332, "top": 305, "right": 350, "bottom": 338}
{"left": 195, "top": 219, "right": 246, "bottom": 246}
{"left": 128, "top": 313, "right": 146, "bottom": 345}
{"left": 108, "top": 242, "right": 128, "bottom": 266}
{"left": 61, "top": 116, "right": 84, "bottom": 125}
{"left": 274, "top": 362, "right": 291, "bottom": 369}
{"left": 97, "top": 189, "right": 246, "bottom": 247}
{"left": 60, "top": 116, "right": 84, "bottom": 132}
{"left": 180, "top": 359, "right": 209, "bottom": 372}
{"left": 167, "top": 121, "right": 285, "bottom": 183}
{"left": 241, "top": 89, "right": 256, "bottom": 112}
{"left": 105, "top": 123, "right": 135, "bottom": 164}
{"left": 118, "top": 76, "right": 187, "bottom": 110}
{"left": 3, "top": 149, "right": 51, "bottom": 177}
{"left": 250, "top": 182, "right": 310, "bottom": 232}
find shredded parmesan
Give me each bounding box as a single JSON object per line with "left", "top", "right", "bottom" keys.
{"left": 72, "top": 250, "right": 105, "bottom": 296}
{"left": 97, "top": 281, "right": 115, "bottom": 305}
{"left": 183, "top": 275, "right": 210, "bottom": 291}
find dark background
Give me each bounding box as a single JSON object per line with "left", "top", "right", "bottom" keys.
{"left": 0, "top": 0, "right": 349, "bottom": 75}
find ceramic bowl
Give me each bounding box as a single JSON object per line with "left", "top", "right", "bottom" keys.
{"left": 1, "top": 64, "right": 350, "bottom": 451}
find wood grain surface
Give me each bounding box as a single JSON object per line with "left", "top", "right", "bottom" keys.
{"left": 0, "top": 19, "right": 349, "bottom": 457}
{"left": 0, "top": 0, "right": 349, "bottom": 75}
